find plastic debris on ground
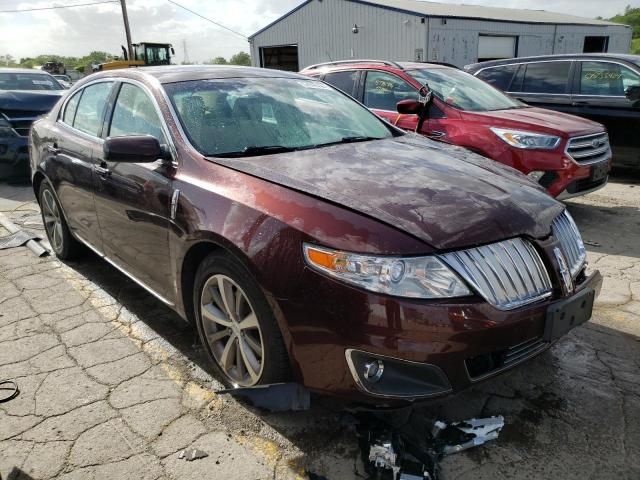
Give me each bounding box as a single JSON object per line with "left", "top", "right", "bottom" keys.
{"left": 359, "top": 415, "right": 505, "bottom": 480}
{"left": 177, "top": 448, "right": 208, "bottom": 461}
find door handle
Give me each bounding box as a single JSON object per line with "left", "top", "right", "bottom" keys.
{"left": 427, "top": 131, "right": 446, "bottom": 139}
{"left": 45, "top": 144, "right": 60, "bottom": 155}
{"left": 572, "top": 101, "right": 589, "bottom": 106}
{"left": 95, "top": 164, "right": 110, "bottom": 176}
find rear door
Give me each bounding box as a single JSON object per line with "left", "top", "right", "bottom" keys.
{"left": 508, "top": 61, "right": 575, "bottom": 113}
{"left": 48, "top": 81, "right": 114, "bottom": 250}
{"left": 570, "top": 60, "right": 640, "bottom": 168}
{"left": 92, "top": 81, "right": 175, "bottom": 302}
{"left": 322, "top": 70, "right": 360, "bottom": 98}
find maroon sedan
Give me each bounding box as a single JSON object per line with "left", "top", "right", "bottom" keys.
{"left": 29, "top": 66, "right": 601, "bottom": 404}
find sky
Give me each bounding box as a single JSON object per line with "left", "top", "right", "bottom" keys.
{"left": 0, "top": 0, "right": 635, "bottom": 63}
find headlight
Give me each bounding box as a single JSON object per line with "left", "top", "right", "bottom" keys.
{"left": 303, "top": 243, "right": 471, "bottom": 299}
{"left": 0, "top": 116, "right": 16, "bottom": 139}
{"left": 490, "top": 128, "right": 560, "bottom": 150}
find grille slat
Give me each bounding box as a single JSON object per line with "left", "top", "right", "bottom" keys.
{"left": 440, "top": 238, "right": 552, "bottom": 311}
{"left": 566, "top": 132, "right": 610, "bottom": 164}
{"left": 552, "top": 210, "right": 586, "bottom": 277}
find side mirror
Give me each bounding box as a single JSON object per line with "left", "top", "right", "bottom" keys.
{"left": 104, "top": 135, "right": 170, "bottom": 163}
{"left": 625, "top": 85, "right": 640, "bottom": 101}
{"left": 397, "top": 99, "right": 424, "bottom": 115}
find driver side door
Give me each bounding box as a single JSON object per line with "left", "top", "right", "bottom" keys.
{"left": 362, "top": 70, "right": 419, "bottom": 127}
{"left": 92, "top": 81, "right": 176, "bottom": 303}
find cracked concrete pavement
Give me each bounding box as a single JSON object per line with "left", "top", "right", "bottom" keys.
{"left": 1, "top": 174, "right": 639, "bottom": 480}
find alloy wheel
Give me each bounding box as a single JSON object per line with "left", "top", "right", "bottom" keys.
{"left": 41, "top": 189, "right": 63, "bottom": 253}
{"left": 200, "top": 274, "right": 264, "bottom": 386}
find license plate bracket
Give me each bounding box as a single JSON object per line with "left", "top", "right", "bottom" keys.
{"left": 590, "top": 161, "right": 608, "bottom": 182}
{"left": 544, "top": 288, "right": 595, "bottom": 342}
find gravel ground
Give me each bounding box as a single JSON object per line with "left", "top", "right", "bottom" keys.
{"left": 0, "top": 174, "right": 638, "bottom": 480}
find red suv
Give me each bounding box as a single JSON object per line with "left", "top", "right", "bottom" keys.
{"left": 302, "top": 60, "right": 612, "bottom": 199}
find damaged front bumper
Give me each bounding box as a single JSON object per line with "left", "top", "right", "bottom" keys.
{"left": 345, "top": 269, "right": 602, "bottom": 402}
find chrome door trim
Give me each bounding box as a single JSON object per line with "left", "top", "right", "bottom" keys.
{"left": 74, "top": 233, "right": 175, "bottom": 307}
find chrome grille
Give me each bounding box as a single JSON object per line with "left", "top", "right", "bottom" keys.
{"left": 440, "top": 238, "right": 552, "bottom": 311}
{"left": 566, "top": 132, "right": 610, "bottom": 164}
{"left": 552, "top": 210, "right": 586, "bottom": 277}
{"left": 1, "top": 111, "right": 40, "bottom": 137}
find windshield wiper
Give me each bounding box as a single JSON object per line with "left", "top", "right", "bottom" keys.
{"left": 211, "top": 145, "right": 298, "bottom": 157}
{"left": 315, "top": 136, "right": 383, "bottom": 148}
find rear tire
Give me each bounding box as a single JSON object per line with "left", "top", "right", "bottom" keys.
{"left": 39, "top": 180, "right": 82, "bottom": 260}
{"left": 193, "top": 252, "right": 290, "bottom": 387}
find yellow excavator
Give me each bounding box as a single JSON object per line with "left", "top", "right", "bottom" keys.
{"left": 96, "top": 42, "right": 175, "bottom": 71}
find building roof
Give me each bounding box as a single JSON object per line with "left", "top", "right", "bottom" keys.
{"left": 250, "top": 0, "right": 628, "bottom": 38}
{"left": 362, "top": 0, "right": 624, "bottom": 25}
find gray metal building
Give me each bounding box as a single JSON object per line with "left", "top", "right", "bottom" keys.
{"left": 249, "top": 0, "right": 632, "bottom": 70}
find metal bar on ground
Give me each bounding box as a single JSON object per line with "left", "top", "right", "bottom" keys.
{"left": 0, "top": 213, "right": 49, "bottom": 257}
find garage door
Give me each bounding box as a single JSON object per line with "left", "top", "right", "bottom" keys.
{"left": 260, "top": 45, "right": 299, "bottom": 72}
{"left": 478, "top": 35, "right": 517, "bottom": 62}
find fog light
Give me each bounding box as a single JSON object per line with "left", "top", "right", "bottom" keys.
{"left": 346, "top": 349, "right": 452, "bottom": 398}
{"left": 363, "top": 359, "right": 384, "bottom": 383}
{"left": 527, "top": 170, "right": 545, "bottom": 182}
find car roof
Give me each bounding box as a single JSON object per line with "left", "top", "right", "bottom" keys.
{"left": 0, "top": 68, "right": 54, "bottom": 75}
{"left": 466, "top": 53, "right": 640, "bottom": 71}
{"left": 86, "top": 65, "right": 308, "bottom": 84}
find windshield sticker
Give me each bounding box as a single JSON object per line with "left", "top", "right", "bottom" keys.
{"left": 373, "top": 79, "right": 394, "bottom": 93}
{"left": 583, "top": 71, "right": 622, "bottom": 81}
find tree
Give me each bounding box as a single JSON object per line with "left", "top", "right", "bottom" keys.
{"left": 211, "top": 56, "right": 228, "bottom": 65}
{"left": 0, "top": 54, "right": 17, "bottom": 67}
{"left": 229, "top": 52, "right": 251, "bottom": 66}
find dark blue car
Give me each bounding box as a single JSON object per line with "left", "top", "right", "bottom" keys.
{"left": 0, "top": 68, "right": 65, "bottom": 181}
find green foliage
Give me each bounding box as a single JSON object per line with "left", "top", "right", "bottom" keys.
{"left": 632, "top": 38, "right": 640, "bottom": 54}
{"left": 608, "top": 6, "right": 640, "bottom": 39}
{"left": 211, "top": 56, "right": 228, "bottom": 65}
{"left": 229, "top": 52, "right": 251, "bottom": 66}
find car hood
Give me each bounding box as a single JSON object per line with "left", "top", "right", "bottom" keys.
{"left": 0, "top": 89, "right": 64, "bottom": 114}
{"left": 470, "top": 107, "right": 604, "bottom": 137}
{"left": 208, "top": 134, "right": 563, "bottom": 251}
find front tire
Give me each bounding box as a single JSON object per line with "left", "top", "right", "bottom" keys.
{"left": 193, "top": 253, "right": 289, "bottom": 387}
{"left": 39, "top": 180, "right": 82, "bottom": 260}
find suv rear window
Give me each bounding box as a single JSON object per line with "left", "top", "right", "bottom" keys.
{"left": 323, "top": 71, "right": 358, "bottom": 96}
{"left": 476, "top": 65, "right": 518, "bottom": 91}
{"left": 513, "top": 62, "right": 571, "bottom": 94}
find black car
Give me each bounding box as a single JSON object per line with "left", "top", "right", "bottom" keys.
{"left": 465, "top": 54, "right": 640, "bottom": 169}
{"left": 0, "top": 68, "right": 64, "bottom": 181}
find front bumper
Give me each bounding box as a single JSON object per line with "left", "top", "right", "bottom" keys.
{"left": 0, "top": 135, "right": 30, "bottom": 180}
{"left": 546, "top": 155, "right": 611, "bottom": 199}
{"left": 277, "top": 264, "right": 602, "bottom": 405}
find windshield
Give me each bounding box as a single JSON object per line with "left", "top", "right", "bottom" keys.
{"left": 407, "top": 68, "right": 523, "bottom": 112}
{"left": 0, "top": 72, "right": 63, "bottom": 91}
{"left": 163, "top": 77, "right": 393, "bottom": 157}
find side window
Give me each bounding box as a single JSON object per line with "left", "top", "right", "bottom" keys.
{"left": 109, "top": 83, "right": 165, "bottom": 142}
{"left": 579, "top": 61, "right": 640, "bottom": 96}
{"left": 62, "top": 90, "right": 81, "bottom": 125}
{"left": 520, "top": 62, "right": 571, "bottom": 94}
{"left": 364, "top": 71, "right": 417, "bottom": 111}
{"left": 476, "top": 65, "right": 518, "bottom": 91}
{"left": 323, "top": 71, "right": 358, "bottom": 96}
{"left": 73, "top": 82, "right": 113, "bottom": 136}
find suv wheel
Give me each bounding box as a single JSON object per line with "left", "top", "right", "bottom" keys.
{"left": 39, "top": 181, "right": 82, "bottom": 259}
{"left": 193, "top": 253, "right": 289, "bottom": 387}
